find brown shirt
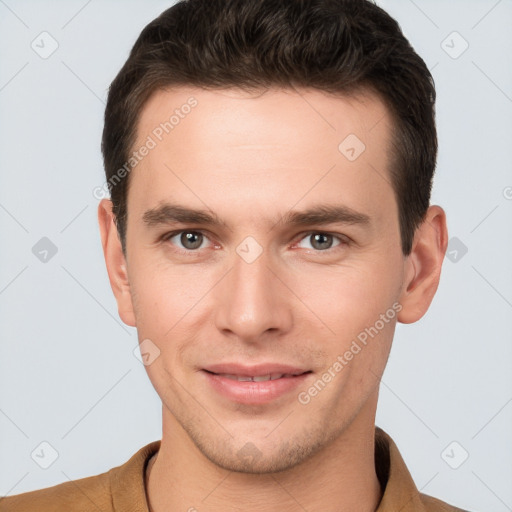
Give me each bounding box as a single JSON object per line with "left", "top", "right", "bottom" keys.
{"left": 0, "top": 426, "right": 470, "bottom": 511}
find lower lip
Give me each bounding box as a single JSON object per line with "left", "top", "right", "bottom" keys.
{"left": 202, "top": 371, "right": 312, "bottom": 404}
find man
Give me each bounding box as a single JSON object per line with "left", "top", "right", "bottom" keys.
{"left": 0, "top": 0, "right": 473, "bottom": 511}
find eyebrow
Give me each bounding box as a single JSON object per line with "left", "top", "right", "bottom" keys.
{"left": 142, "top": 202, "right": 371, "bottom": 230}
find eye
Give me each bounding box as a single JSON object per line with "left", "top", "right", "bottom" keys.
{"left": 161, "top": 230, "right": 347, "bottom": 254}
{"left": 295, "top": 232, "right": 346, "bottom": 251}
{"left": 163, "top": 230, "right": 211, "bottom": 251}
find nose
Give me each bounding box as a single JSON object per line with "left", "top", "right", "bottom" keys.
{"left": 213, "top": 246, "right": 293, "bottom": 343}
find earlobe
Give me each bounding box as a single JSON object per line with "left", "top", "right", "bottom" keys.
{"left": 397, "top": 205, "right": 448, "bottom": 324}
{"left": 97, "top": 199, "right": 136, "bottom": 327}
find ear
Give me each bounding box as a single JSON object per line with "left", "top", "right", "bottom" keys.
{"left": 98, "top": 199, "right": 136, "bottom": 327}
{"left": 397, "top": 205, "right": 448, "bottom": 324}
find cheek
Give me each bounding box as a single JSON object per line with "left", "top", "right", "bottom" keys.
{"left": 290, "top": 258, "right": 402, "bottom": 342}
{"left": 129, "top": 269, "right": 195, "bottom": 388}
{"left": 129, "top": 260, "right": 219, "bottom": 349}
{"left": 130, "top": 257, "right": 193, "bottom": 312}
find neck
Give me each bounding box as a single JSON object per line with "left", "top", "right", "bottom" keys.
{"left": 146, "top": 402, "right": 382, "bottom": 512}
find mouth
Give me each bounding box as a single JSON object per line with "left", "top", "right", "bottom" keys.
{"left": 203, "top": 371, "right": 310, "bottom": 382}
{"left": 201, "top": 364, "right": 313, "bottom": 404}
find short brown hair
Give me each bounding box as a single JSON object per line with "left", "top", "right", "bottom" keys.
{"left": 102, "top": 0, "right": 437, "bottom": 255}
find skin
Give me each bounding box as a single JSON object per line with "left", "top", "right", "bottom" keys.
{"left": 98, "top": 86, "right": 448, "bottom": 512}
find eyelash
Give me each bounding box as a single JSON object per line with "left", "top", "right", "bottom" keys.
{"left": 160, "top": 230, "right": 349, "bottom": 255}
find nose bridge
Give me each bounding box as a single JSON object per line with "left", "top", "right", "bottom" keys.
{"left": 213, "top": 244, "right": 292, "bottom": 339}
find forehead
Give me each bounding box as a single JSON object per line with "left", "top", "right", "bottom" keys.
{"left": 128, "top": 86, "right": 395, "bottom": 227}
{"left": 135, "top": 85, "right": 391, "bottom": 156}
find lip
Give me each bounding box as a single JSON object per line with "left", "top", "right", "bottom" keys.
{"left": 201, "top": 363, "right": 312, "bottom": 405}
{"left": 203, "top": 363, "right": 309, "bottom": 377}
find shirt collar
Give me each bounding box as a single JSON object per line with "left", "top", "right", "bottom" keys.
{"left": 110, "top": 426, "right": 431, "bottom": 512}
{"left": 374, "top": 426, "right": 429, "bottom": 511}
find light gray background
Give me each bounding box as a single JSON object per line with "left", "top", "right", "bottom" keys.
{"left": 0, "top": 1, "right": 511, "bottom": 511}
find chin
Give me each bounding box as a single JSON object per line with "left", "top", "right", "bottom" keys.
{"left": 190, "top": 428, "right": 330, "bottom": 474}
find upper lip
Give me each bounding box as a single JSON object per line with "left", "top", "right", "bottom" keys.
{"left": 203, "top": 363, "right": 310, "bottom": 377}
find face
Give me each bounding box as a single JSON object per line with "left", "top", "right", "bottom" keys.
{"left": 102, "top": 86, "right": 428, "bottom": 473}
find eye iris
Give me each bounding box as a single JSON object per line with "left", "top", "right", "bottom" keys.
{"left": 311, "top": 233, "right": 332, "bottom": 250}
{"left": 181, "top": 232, "right": 203, "bottom": 250}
